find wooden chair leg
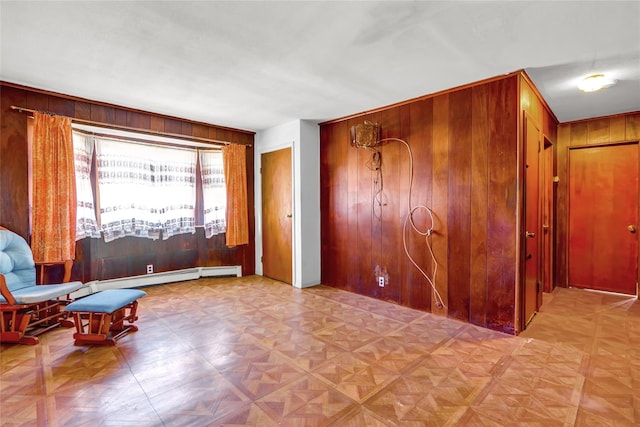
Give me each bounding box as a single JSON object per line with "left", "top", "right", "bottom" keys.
{"left": 0, "top": 310, "right": 34, "bottom": 344}
{"left": 1, "top": 300, "right": 76, "bottom": 345}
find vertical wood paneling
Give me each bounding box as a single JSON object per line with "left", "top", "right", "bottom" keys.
{"left": 244, "top": 144, "right": 256, "bottom": 273}
{"left": 470, "top": 85, "right": 489, "bottom": 326}
{"left": 75, "top": 101, "right": 91, "bottom": 121}
{"left": 404, "top": 99, "right": 434, "bottom": 311}
{"left": 319, "top": 73, "right": 527, "bottom": 333}
{"left": 333, "top": 119, "right": 350, "bottom": 291}
{"left": 213, "top": 127, "right": 231, "bottom": 143}
{"left": 0, "top": 83, "right": 255, "bottom": 282}
{"left": 351, "top": 117, "right": 373, "bottom": 296}
{"left": 76, "top": 238, "right": 96, "bottom": 283}
{"left": 48, "top": 96, "right": 75, "bottom": 117}
{"left": 181, "top": 121, "right": 193, "bottom": 137}
{"left": 320, "top": 120, "right": 350, "bottom": 290}
{"left": 398, "top": 104, "right": 412, "bottom": 306}
{"left": 208, "top": 127, "right": 221, "bottom": 142}
{"left": 150, "top": 116, "right": 165, "bottom": 133}
{"left": 91, "top": 105, "right": 116, "bottom": 124}
{"left": 570, "top": 123, "right": 588, "bottom": 146}
{"left": 610, "top": 116, "right": 626, "bottom": 141}
{"left": 556, "top": 125, "right": 571, "bottom": 287}
{"left": 431, "top": 94, "right": 450, "bottom": 316}
{"left": 192, "top": 123, "right": 209, "bottom": 139}
{"left": 25, "top": 91, "right": 48, "bottom": 111}
{"left": 319, "top": 126, "right": 331, "bottom": 285}
{"left": 365, "top": 112, "right": 384, "bottom": 298}
{"left": 379, "top": 108, "right": 402, "bottom": 303}
{"left": 126, "top": 111, "right": 150, "bottom": 129}
{"left": 164, "top": 118, "right": 183, "bottom": 135}
{"left": 485, "top": 77, "right": 518, "bottom": 333}
{"left": 628, "top": 114, "right": 640, "bottom": 140}
{"left": 587, "top": 118, "right": 610, "bottom": 144}
{"left": 239, "top": 132, "right": 254, "bottom": 146}
{"left": 347, "top": 117, "right": 361, "bottom": 294}
{"left": 447, "top": 89, "right": 473, "bottom": 322}
{"left": 520, "top": 81, "right": 542, "bottom": 127}
{"left": 115, "top": 109, "right": 128, "bottom": 127}
{"left": 543, "top": 113, "right": 557, "bottom": 143}
{"left": 0, "top": 86, "right": 28, "bottom": 237}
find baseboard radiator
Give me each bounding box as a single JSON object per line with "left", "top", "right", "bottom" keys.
{"left": 71, "top": 266, "right": 242, "bottom": 298}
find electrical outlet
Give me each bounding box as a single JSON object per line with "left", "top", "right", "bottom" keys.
{"left": 146, "top": 264, "right": 153, "bottom": 274}
{"left": 378, "top": 276, "right": 385, "bottom": 287}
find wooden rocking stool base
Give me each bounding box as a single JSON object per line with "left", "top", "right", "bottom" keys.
{"left": 64, "top": 289, "right": 146, "bottom": 346}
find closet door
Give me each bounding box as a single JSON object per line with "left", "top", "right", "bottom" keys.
{"left": 523, "top": 114, "right": 542, "bottom": 327}
{"left": 261, "top": 147, "right": 293, "bottom": 284}
{"left": 568, "top": 142, "right": 638, "bottom": 295}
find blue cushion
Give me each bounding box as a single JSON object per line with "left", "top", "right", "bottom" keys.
{"left": 0, "top": 229, "right": 36, "bottom": 293}
{"left": 65, "top": 289, "right": 146, "bottom": 313}
{"left": 2, "top": 281, "right": 83, "bottom": 304}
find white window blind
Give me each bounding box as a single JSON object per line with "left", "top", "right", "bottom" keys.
{"left": 95, "top": 137, "right": 198, "bottom": 242}
{"left": 200, "top": 150, "right": 227, "bottom": 238}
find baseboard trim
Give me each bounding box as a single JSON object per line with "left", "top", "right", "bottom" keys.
{"left": 71, "top": 266, "right": 242, "bottom": 298}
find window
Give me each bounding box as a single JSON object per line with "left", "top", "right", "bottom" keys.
{"left": 71, "top": 129, "right": 225, "bottom": 242}
{"left": 200, "top": 150, "right": 226, "bottom": 238}
{"left": 73, "top": 132, "right": 100, "bottom": 240}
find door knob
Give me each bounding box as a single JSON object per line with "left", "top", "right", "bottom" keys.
{"left": 286, "top": 214, "right": 292, "bottom": 218}
{"left": 525, "top": 231, "right": 535, "bottom": 238}
{"left": 628, "top": 225, "right": 636, "bottom": 233}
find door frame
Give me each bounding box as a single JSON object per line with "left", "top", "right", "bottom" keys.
{"left": 567, "top": 140, "right": 640, "bottom": 295}
{"left": 256, "top": 143, "right": 296, "bottom": 285}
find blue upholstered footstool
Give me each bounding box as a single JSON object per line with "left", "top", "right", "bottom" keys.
{"left": 64, "top": 289, "right": 146, "bottom": 346}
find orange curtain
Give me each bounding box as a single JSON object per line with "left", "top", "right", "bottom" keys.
{"left": 221, "top": 143, "right": 249, "bottom": 247}
{"left": 31, "top": 112, "right": 77, "bottom": 263}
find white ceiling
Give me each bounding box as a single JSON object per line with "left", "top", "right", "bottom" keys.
{"left": 1, "top": 1, "right": 639, "bottom": 132}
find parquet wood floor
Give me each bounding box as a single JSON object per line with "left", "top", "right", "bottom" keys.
{"left": 1, "top": 276, "right": 638, "bottom": 426}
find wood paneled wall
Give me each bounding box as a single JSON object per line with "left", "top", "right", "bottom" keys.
{"left": 556, "top": 112, "right": 640, "bottom": 286}
{"left": 0, "top": 82, "right": 255, "bottom": 283}
{"left": 320, "top": 74, "right": 524, "bottom": 334}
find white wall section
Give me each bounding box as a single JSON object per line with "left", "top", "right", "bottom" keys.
{"left": 255, "top": 120, "right": 321, "bottom": 288}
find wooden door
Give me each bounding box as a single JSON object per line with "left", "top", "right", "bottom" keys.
{"left": 569, "top": 143, "right": 638, "bottom": 295}
{"left": 523, "top": 115, "right": 542, "bottom": 327}
{"left": 261, "top": 147, "right": 293, "bottom": 284}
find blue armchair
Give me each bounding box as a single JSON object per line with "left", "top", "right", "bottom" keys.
{"left": 0, "top": 227, "right": 83, "bottom": 344}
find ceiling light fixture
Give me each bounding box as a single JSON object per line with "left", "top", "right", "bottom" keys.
{"left": 578, "top": 73, "right": 616, "bottom": 92}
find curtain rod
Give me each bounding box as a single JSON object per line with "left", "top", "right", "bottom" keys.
{"left": 10, "top": 105, "right": 252, "bottom": 148}
{"left": 72, "top": 128, "right": 218, "bottom": 152}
